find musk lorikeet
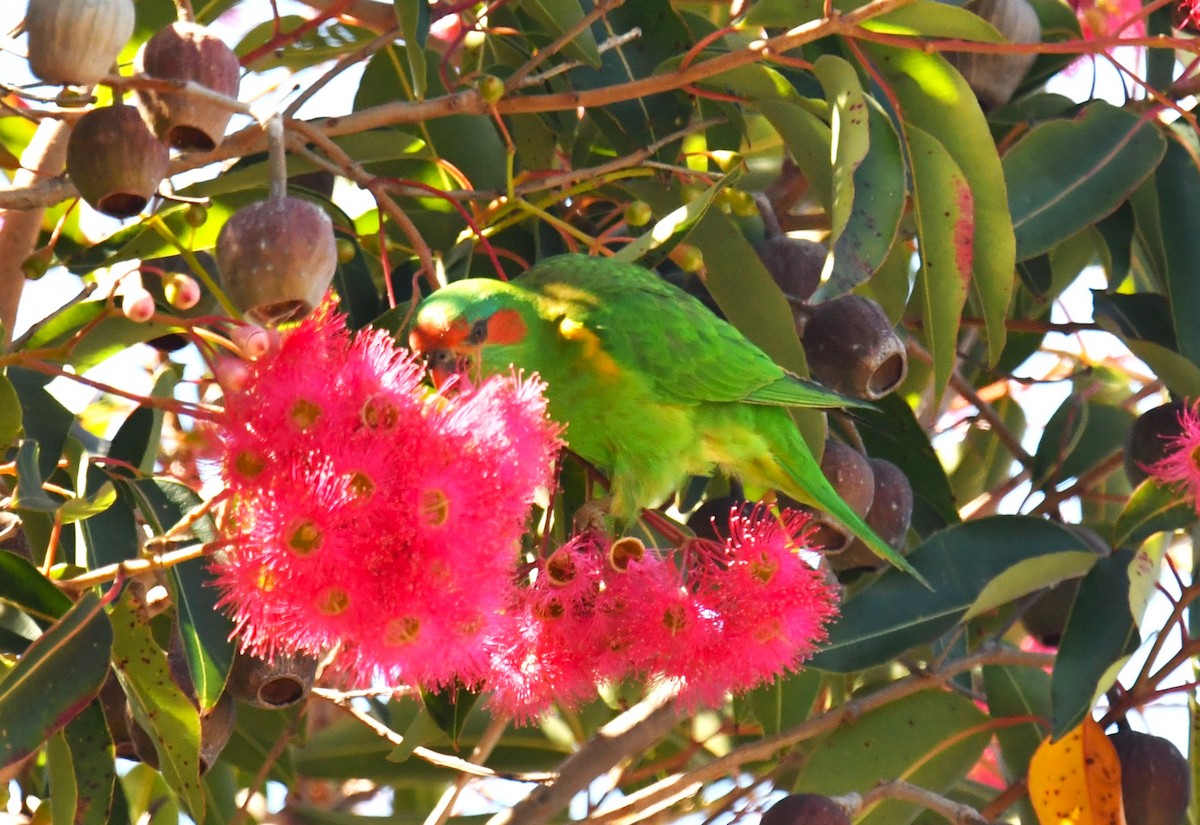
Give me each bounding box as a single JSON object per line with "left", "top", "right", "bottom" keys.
{"left": 409, "top": 253, "right": 923, "bottom": 580}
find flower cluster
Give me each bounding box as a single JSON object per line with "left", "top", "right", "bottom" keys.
{"left": 486, "top": 506, "right": 840, "bottom": 720}
{"left": 1145, "top": 400, "right": 1200, "bottom": 512}
{"left": 210, "top": 302, "right": 838, "bottom": 717}
{"left": 211, "top": 301, "right": 562, "bottom": 689}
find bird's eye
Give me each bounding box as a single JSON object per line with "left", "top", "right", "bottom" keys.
{"left": 466, "top": 319, "right": 488, "bottom": 345}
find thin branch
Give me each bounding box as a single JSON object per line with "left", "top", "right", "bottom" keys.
{"left": 585, "top": 648, "right": 1053, "bottom": 823}
{"left": 423, "top": 715, "right": 510, "bottom": 825}
{"left": 0, "top": 119, "right": 71, "bottom": 347}
{"left": 489, "top": 684, "right": 684, "bottom": 825}
{"left": 505, "top": 0, "right": 627, "bottom": 91}
{"left": 57, "top": 542, "right": 209, "bottom": 591}
{"left": 851, "top": 780, "right": 990, "bottom": 824}
{"left": 310, "top": 687, "right": 557, "bottom": 782}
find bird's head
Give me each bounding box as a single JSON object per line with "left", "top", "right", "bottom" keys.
{"left": 408, "top": 278, "right": 532, "bottom": 385}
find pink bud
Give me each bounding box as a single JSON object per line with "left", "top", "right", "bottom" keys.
{"left": 164, "top": 273, "right": 201, "bottom": 310}
{"left": 231, "top": 324, "right": 273, "bottom": 359}
{"left": 212, "top": 357, "right": 251, "bottom": 393}
{"left": 121, "top": 288, "right": 156, "bottom": 323}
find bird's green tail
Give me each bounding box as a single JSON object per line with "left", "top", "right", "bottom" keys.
{"left": 775, "top": 432, "right": 931, "bottom": 589}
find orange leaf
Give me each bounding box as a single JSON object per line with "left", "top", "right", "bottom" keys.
{"left": 1028, "top": 716, "right": 1126, "bottom": 825}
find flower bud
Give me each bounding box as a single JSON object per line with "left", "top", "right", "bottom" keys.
{"left": 26, "top": 0, "right": 134, "bottom": 86}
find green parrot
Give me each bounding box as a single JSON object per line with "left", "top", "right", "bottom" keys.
{"left": 409, "top": 253, "right": 923, "bottom": 580}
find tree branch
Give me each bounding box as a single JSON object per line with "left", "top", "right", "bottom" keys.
{"left": 0, "top": 119, "right": 71, "bottom": 347}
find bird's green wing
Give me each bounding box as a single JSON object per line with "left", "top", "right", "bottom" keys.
{"left": 519, "top": 255, "right": 855, "bottom": 409}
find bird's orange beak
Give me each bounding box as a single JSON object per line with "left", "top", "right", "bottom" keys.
{"left": 409, "top": 318, "right": 471, "bottom": 388}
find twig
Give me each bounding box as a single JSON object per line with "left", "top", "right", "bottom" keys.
{"left": 310, "top": 687, "right": 557, "bottom": 782}
{"left": 10, "top": 282, "right": 98, "bottom": 350}
{"left": 585, "top": 648, "right": 1053, "bottom": 823}
{"left": 488, "top": 684, "right": 684, "bottom": 825}
{"left": 57, "top": 543, "right": 209, "bottom": 591}
{"left": 423, "top": 715, "right": 510, "bottom": 825}
{"left": 505, "top": 0, "right": 627, "bottom": 91}
{"left": 850, "top": 780, "right": 990, "bottom": 824}
{"left": 518, "top": 28, "right": 644, "bottom": 88}
{"left": 228, "top": 698, "right": 309, "bottom": 825}
{"left": 0, "top": 119, "right": 71, "bottom": 347}
{"left": 284, "top": 27, "right": 400, "bottom": 117}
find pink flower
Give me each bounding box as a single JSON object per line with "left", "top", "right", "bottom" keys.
{"left": 211, "top": 298, "right": 562, "bottom": 690}
{"left": 1068, "top": 0, "right": 1145, "bottom": 41}
{"left": 1145, "top": 400, "right": 1200, "bottom": 512}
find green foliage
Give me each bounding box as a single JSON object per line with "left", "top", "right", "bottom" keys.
{"left": 2, "top": 0, "right": 1199, "bottom": 821}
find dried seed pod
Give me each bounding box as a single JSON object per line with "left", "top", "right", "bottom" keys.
{"left": 215, "top": 197, "right": 338, "bottom": 325}
{"left": 782, "top": 440, "right": 875, "bottom": 554}
{"left": 833, "top": 457, "right": 914, "bottom": 572}
{"left": 759, "top": 236, "right": 826, "bottom": 310}
{"left": 67, "top": 104, "right": 168, "bottom": 218}
{"left": 945, "top": 0, "right": 1042, "bottom": 110}
{"left": 135, "top": 21, "right": 241, "bottom": 152}
{"left": 761, "top": 793, "right": 851, "bottom": 825}
{"left": 1109, "top": 729, "right": 1190, "bottom": 825}
{"left": 227, "top": 649, "right": 318, "bottom": 708}
{"left": 800, "top": 294, "right": 907, "bottom": 400}
{"left": 1020, "top": 577, "right": 1079, "bottom": 647}
{"left": 1125, "top": 401, "right": 1186, "bottom": 486}
{"left": 26, "top": 0, "right": 135, "bottom": 86}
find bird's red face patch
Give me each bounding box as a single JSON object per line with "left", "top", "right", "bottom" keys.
{"left": 485, "top": 309, "right": 527, "bottom": 346}
{"left": 408, "top": 313, "right": 470, "bottom": 354}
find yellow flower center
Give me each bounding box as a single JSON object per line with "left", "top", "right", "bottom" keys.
{"left": 608, "top": 537, "right": 645, "bottom": 572}
{"left": 420, "top": 489, "right": 450, "bottom": 526}
{"left": 289, "top": 398, "right": 322, "bottom": 431}
{"left": 235, "top": 450, "right": 266, "bottom": 477}
{"left": 316, "top": 587, "right": 349, "bottom": 615}
{"left": 384, "top": 616, "right": 421, "bottom": 645}
{"left": 286, "top": 519, "right": 323, "bottom": 555}
{"left": 361, "top": 394, "right": 399, "bottom": 429}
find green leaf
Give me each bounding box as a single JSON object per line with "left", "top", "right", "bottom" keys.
{"left": 810, "top": 517, "right": 1096, "bottom": 673}
{"left": 613, "top": 169, "right": 741, "bottom": 268}
{"left": 237, "top": 17, "right": 377, "bottom": 71}
{"left": 394, "top": 0, "right": 430, "bottom": 98}
{"left": 1154, "top": 132, "right": 1200, "bottom": 365}
{"left": 111, "top": 589, "right": 205, "bottom": 819}
{"left": 120, "top": 763, "right": 180, "bottom": 825}
{"left": 1004, "top": 101, "right": 1166, "bottom": 261}
{"left": 0, "top": 549, "right": 72, "bottom": 625}
{"left": 59, "top": 481, "right": 117, "bottom": 525}
{"left": 18, "top": 301, "right": 178, "bottom": 373}
{"left": 814, "top": 55, "right": 870, "bottom": 257}
{"left": 125, "top": 478, "right": 233, "bottom": 712}
{"left": 861, "top": 1, "right": 1006, "bottom": 40}
{"left": 420, "top": 682, "right": 479, "bottom": 746}
{"left": 1092, "top": 293, "right": 1200, "bottom": 398}
{"left": 794, "top": 690, "right": 990, "bottom": 825}
{"left": 8, "top": 367, "right": 74, "bottom": 479}
{"left": 14, "top": 440, "right": 61, "bottom": 512}
{"left": 984, "top": 663, "right": 1050, "bottom": 782}
{"left": 817, "top": 98, "right": 905, "bottom": 299}
{"left": 519, "top": 0, "right": 601, "bottom": 67}
{"left": 1114, "top": 479, "right": 1195, "bottom": 548}
{"left": 866, "top": 43, "right": 1015, "bottom": 367}
{"left": 1051, "top": 549, "right": 1139, "bottom": 737}
{"left": 1031, "top": 399, "right": 1134, "bottom": 488}
{"left": 906, "top": 124, "right": 972, "bottom": 402}
{"left": 80, "top": 473, "right": 140, "bottom": 571}
{"left": 745, "top": 668, "right": 822, "bottom": 736}
{"left": 568, "top": 0, "right": 692, "bottom": 155}
{"left": 48, "top": 702, "right": 116, "bottom": 825}
{"left": 0, "top": 371, "right": 21, "bottom": 448}
{"left": 760, "top": 100, "right": 834, "bottom": 215}
{"left": 0, "top": 592, "right": 112, "bottom": 768}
